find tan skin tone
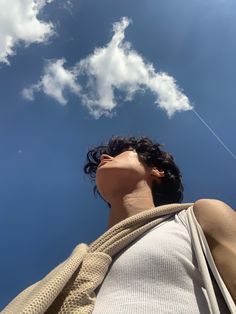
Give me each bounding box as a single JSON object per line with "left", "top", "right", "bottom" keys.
{"left": 96, "top": 149, "right": 236, "bottom": 304}
{"left": 95, "top": 148, "right": 164, "bottom": 229}
{"left": 193, "top": 199, "right": 236, "bottom": 304}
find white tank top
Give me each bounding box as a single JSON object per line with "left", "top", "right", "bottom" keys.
{"left": 92, "top": 209, "right": 228, "bottom": 313}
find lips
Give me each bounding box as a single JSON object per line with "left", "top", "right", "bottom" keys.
{"left": 98, "top": 160, "right": 110, "bottom": 168}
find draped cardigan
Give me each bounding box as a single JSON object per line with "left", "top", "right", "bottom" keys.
{"left": 2, "top": 203, "right": 236, "bottom": 314}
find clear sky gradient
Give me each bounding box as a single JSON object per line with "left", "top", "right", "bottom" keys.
{"left": 0, "top": 0, "right": 235, "bottom": 309}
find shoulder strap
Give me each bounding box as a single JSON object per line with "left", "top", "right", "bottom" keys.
{"left": 186, "top": 206, "right": 236, "bottom": 314}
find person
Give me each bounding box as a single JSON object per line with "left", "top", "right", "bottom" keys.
{"left": 83, "top": 135, "right": 236, "bottom": 313}
{"left": 84, "top": 135, "right": 184, "bottom": 229}
{"left": 3, "top": 135, "right": 236, "bottom": 313}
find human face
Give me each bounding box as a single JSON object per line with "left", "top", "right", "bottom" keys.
{"left": 97, "top": 148, "right": 147, "bottom": 172}
{"left": 95, "top": 148, "right": 151, "bottom": 199}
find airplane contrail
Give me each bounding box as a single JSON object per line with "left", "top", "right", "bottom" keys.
{"left": 192, "top": 108, "right": 236, "bottom": 161}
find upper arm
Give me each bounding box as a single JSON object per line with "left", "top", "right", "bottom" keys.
{"left": 193, "top": 198, "right": 236, "bottom": 246}
{"left": 193, "top": 199, "right": 236, "bottom": 303}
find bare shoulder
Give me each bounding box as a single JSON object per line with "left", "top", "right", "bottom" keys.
{"left": 193, "top": 198, "right": 235, "bottom": 215}
{"left": 193, "top": 198, "right": 236, "bottom": 242}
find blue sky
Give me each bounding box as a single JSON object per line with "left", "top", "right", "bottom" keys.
{"left": 0, "top": 0, "right": 236, "bottom": 309}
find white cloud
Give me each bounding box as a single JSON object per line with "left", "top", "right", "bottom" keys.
{"left": 62, "top": 0, "right": 74, "bottom": 13}
{"left": 22, "top": 83, "right": 41, "bottom": 101}
{"left": 0, "top": 0, "right": 55, "bottom": 64}
{"left": 23, "top": 17, "right": 192, "bottom": 118}
{"left": 22, "top": 59, "right": 80, "bottom": 104}
{"left": 76, "top": 17, "right": 192, "bottom": 118}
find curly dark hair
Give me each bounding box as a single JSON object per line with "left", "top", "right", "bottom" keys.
{"left": 83, "top": 135, "right": 184, "bottom": 207}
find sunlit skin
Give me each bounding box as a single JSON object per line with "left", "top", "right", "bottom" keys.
{"left": 193, "top": 199, "right": 236, "bottom": 303}
{"left": 96, "top": 150, "right": 236, "bottom": 304}
{"left": 95, "top": 148, "right": 164, "bottom": 229}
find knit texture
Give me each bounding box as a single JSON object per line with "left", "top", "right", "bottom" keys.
{"left": 2, "top": 203, "right": 235, "bottom": 314}
{"left": 92, "top": 210, "right": 212, "bottom": 313}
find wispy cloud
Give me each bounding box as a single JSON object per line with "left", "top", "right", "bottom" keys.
{"left": 0, "top": 0, "right": 55, "bottom": 64}
{"left": 23, "top": 17, "right": 192, "bottom": 118}
{"left": 62, "top": 0, "right": 74, "bottom": 13}
{"left": 22, "top": 59, "right": 80, "bottom": 104}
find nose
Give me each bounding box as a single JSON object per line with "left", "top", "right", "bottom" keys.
{"left": 100, "top": 154, "right": 113, "bottom": 162}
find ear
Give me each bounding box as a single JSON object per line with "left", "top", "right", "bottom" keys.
{"left": 150, "top": 168, "right": 164, "bottom": 185}
{"left": 151, "top": 167, "right": 165, "bottom": 178}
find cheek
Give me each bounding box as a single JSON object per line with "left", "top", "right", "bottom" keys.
{"left": 95, "top": 169, "right": 114, "bottom": 187}
{"left": 95, "top": 160, "right": 147, "bottom": 184}
{"left": 95, "top": 171, "right": 102, "bottom": 186}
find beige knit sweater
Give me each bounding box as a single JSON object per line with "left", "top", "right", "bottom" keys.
{"left": 2, "top": 203, "right": 236, "bottom": 314}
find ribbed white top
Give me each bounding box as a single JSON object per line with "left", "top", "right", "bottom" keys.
{"left": 92, "top": 210, "right": 226, "bottom": 313}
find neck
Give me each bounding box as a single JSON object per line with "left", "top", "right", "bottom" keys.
{"left": 107, "top": 189, "right": 156, "bottom": 229}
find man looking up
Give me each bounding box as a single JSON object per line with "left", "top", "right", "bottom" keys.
{"left": 3, "top": 135, "right": 235, "bottom": 313}
{"left": 84, "top": 135, "right": 183, "bottom": 229}
{"left": 83, "top": 135, "right": 236, "bottom": 313}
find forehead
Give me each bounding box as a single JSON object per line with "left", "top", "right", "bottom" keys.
{"left": 118, "top": 147, "right": 136, "bottom": 154}
{"left": 114, "top": 149, "right": 140, "bottom": 159}
{"left": 105, "top": 146, "right": 135, "bottom": 155}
